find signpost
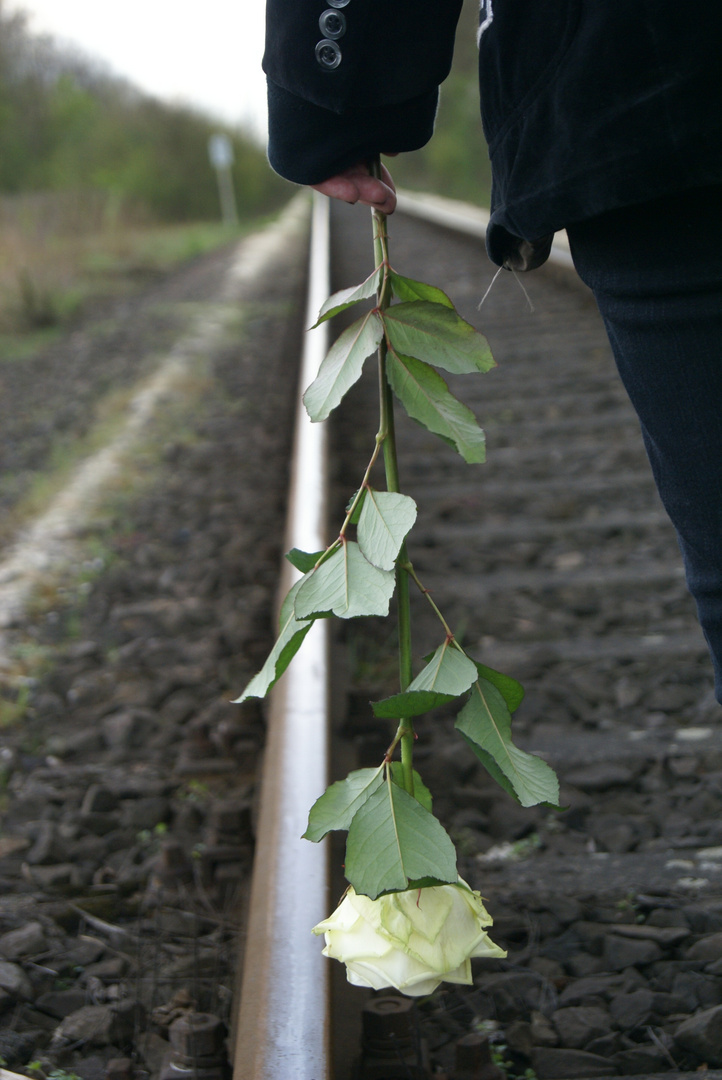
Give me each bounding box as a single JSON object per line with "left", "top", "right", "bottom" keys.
{"left": 208, "top": 133, "right": 239, "bottom": 226}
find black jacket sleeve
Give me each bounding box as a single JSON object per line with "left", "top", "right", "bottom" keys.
{"left": 264, "top": 0, "right": 463, "bottom": 185}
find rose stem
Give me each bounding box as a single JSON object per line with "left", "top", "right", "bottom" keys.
{"left": 370, "top": 156, "right": 414, "bottom": 797}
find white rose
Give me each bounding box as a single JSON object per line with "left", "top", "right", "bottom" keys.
{"left": 312, "top": 879, "right": 506, "bottom": 997}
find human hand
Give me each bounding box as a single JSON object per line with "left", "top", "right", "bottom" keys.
{"left": 312, "top": 158, "right": 397, "bottom": 213}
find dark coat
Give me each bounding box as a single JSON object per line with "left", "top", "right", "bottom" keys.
{"left": 264, "top": 0, "right": 722, "bottom": 266}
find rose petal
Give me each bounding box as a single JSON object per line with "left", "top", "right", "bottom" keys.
{"left": 348, "top": 889, "right": 412, "bottom": 946}
{"left": 312, "top": 893, "right": 359, "bottom": 935}
{"left": 395, "top": 884, "right": 455, "bottom": 943}
{"left": 314, "top": 880, "right": 505, "bottom": 999}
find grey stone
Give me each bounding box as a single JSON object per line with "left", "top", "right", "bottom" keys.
{"left": 79, "top": 811, "right": 119, "bottom": 836}
{"left": 61, "top": 939, "right": 107, "bottom": 967}
{"left": 505, "top": 1020, "right": 534, "bottom": 1059}
{"left": 650, "top": 990, "right": 692, "bottom": 1016}
{"left": 647, "top": 906, "right": 690, "bottom": 928}
{"left": 530, "top": 1010, "right": 559, "bottom": 1047}
{"left": 83, "top": 956, "right": 129, "bottom": 981}
{"left": 104, "top": 1058, "right": 135, "bottom": 1080}
{"left": 674, "top": 1004, "right": 722, "bottom": 1065}
{"left": 0, "top": 1029, "right": 37, "bottom": 1066}
{"left": 611, "top": 922, "right": 690, "bottom": 946}
{"left": 592, "top": 817, "right": 637, "bottom": 854}
{"left": 36, "top": 987, "right": 89, "bottom": 1019}
{"left": 26, "top": 821, "right": 64, "bottom": 865}
{"left": 611, "top": 1045, "right": 670, "bottom": 1074}
{"left": 101, "top": 710, "right": 153, "bottom": 750}
{"left": 552, "top": 1006, "right": 612, "bottom": 1049}
{"left": 208, "top": 797, "right": 254, "bottom": 838}
{"left": 528, "top": 956, "right": 565, "bottom": 982}
{"left": 586, "top": 1032, "right": 625, "bottom": 1057}
{"left": 81, "top": 784, "right": 119, "bottom": 813}
{"left": 609, "top": 989, "right": 654, "bottom": 1028}
{"left": 477, "top": 971, "right": 545, "bottom": 1014}
{"left": 451, "top": 807, "right": 490, "bottom": 833}
{"left": 563, "top": 763, "right": 635, "bottom": 793}
{"left": 533, "top": 1047, "right": 613, "bottom": 1078}
{"left": 549, "top": 896, "right": 584, "bottom": 925}
{"left": 603, "top": 933, "right": 663, "bottom": 970}
{"left": 47, "top": 727, "right": 105, "bottom": 756}
{"left": 685, "top": 931, "right": 722, "bottom": 963}
{"left": 71, "top": 1053, "right": 115, "bottom": 1080}
{"left": 557, "top": 974, "right": 621, "bottom": 1006}
{"left": 0, "top": 959, "right": 34, "bottom": 1000}
{"left": 672, "top": 970, "right": 722, "bottom": 1010}
{"left": 565, "top": 953, "right": 606, "bottom": 978}
{"left": 621, "top": 966, "right": 649, "bottom": 992}
{"left": 23, "top": 862, "right": 75, "bottom": 888}
{"left": 53, "top": 999, "right": 145, "bottom": 1049}
{"left": 0, "top": 920, "right": 47, "bottom": 958}
{"left": 138, "top": 1032, "right": 171, "bottom": 1074}
{"left": 67, "top": 833, "right": 110, "bottom": 862}
{"left": 119, "top": 796, "right": 170, "bottom": 829}
{"left": 574, "top": 921, "right": 608, "bottom": 951}
{"left": 683, "top": 903, "right": 722, "bottom": 934}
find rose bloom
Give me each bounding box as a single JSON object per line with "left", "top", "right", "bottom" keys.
{"left": 312, "top": 879, "right": 506, "bottom": 996}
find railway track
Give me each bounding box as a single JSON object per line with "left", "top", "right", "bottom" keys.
{"left": 237, "top": 194, "right": 722, "bottom": 1079}
{"left": 0, "top": 193, "right": 721, "bottom": 1080}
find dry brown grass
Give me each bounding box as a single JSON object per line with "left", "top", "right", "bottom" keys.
{"left": 0, "top": 190, "right": 242, "bottom": 341}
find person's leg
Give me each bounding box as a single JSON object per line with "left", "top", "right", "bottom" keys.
{"left": 566, "top": 184, "right": 722, "bottom": 702}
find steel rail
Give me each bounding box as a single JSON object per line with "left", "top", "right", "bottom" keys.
{"left": 233, "top": 192, "right": 331, "bottom": 1080}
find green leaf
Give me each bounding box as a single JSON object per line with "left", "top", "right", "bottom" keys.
{"left": 357, "top": 489, "right": 417, "bottom": 571}
{"left": 455, "top": 678, "right": 560, "bottom": 807}
{"left": 387, "top": 351, "right": 486, "bottom": 463}
{"left": 410, "top": 641, "right": 479, "bottom": 695}
{"left": 285, "top": 547, "right": 325, "bottom": 573}
{"left": 389, "top": 763, "right": 433, "bottom": 812}
{"left": 294, "top": 539, "right": 395, "bottom": 620}
{"left": 233, "top": 579, "right": 313, "bottom": 703}
{"left": 457, "top": 733, "right": 520, "bottom": 803}
{"left": 474, "top": 662, "right": 525, "bottom": 713}
{"left": 384, "top": 301, "right": 495, "bottom": 375}
{"left": 311, "top": 267, "right": 382, "bottom": 326}
{"left": 372, "top": 689, "right": 457, "bottom": 720}
{"left": 345, "top": 488, "right": 366, "bottom": 525}
{"left": 345, "top": 779, "right": 457, "bottom": 899}
{"left": 303, "top": 767, "right": 383, "bottom": 842}
{"left": 389, "top": 270, "right": 454, "bottom": 308}
{"left": 373, "top": 642, "right": 477, "bottom": 719}
{"left": 303, "top": 310, "right": 384, "bottom": 422}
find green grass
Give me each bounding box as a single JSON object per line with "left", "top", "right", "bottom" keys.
{"left": 0, "top": 326, "right": 64, "bottom": 361}
{"left": 83, "top": 220, "right": 248, "bottom": 277}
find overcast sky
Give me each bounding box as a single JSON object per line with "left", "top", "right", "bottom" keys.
{"left": 5, "top": 1, "right": 268, "bottom": 140}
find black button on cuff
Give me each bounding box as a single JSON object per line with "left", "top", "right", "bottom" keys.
{"left": 315, "top": 39, "right": 342, "bottom": 69}
{"left": 319, "top": 9, "right": 346, "bottom": 39}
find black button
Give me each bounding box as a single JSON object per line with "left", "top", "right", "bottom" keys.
{"left": 315, "top": 39, "right": 342, "bottom": 69}
{"left": 319, "top": 9, "right": 346, "bottom": 39}
{"left": 327, "top": 0, "right": 350, "bottom": 7}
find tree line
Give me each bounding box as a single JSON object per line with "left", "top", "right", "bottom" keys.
{"left": 0, "top": 1, "right": 289, "bottom": 223}
{"left": 391, "top": 0, "right": 492, "bottom": 208}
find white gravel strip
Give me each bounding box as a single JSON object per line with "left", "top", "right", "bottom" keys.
{"left": 0, "top": 195, "right": 309, "bottom": 667}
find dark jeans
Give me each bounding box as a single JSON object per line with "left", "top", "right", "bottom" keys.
{"left": 566, "top": 184, "right": 722, "bottom": 704}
